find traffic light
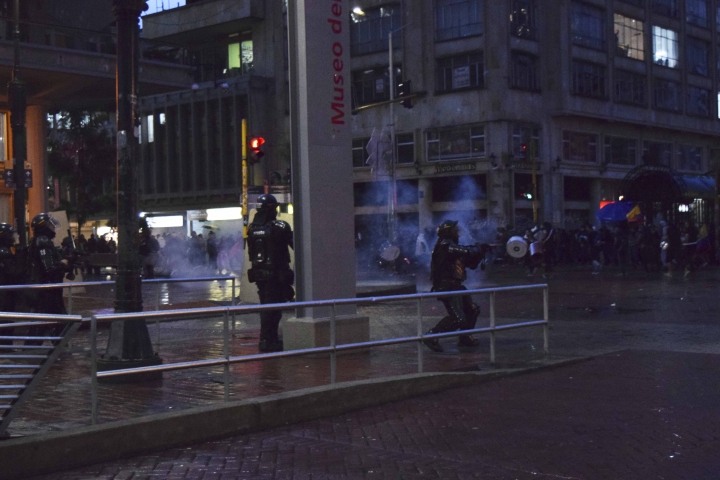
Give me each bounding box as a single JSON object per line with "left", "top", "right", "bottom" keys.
{"left": 521, "top": 186, "right": 533, "bottom": 200}
{"left": 398, "top": 80, "right": 413, "bottom": 109}
{"left": 249, "top": 137, "right": 265, "bottom": 164}
{"left": 520, "top": 143, "right": 528, "bottom": 156}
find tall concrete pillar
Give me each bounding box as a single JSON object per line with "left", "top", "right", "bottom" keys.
{"left": 26, "top": 105, "right": 47, "bottom": 219}
{"left": 417, "top": 177, "right": 433, "bottom": 232}
{"left": 284, "top": 0, "right": 368, "bottom": 351}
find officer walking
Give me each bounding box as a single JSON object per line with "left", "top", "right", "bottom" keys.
{"left": 27, "top": 214, "right": 70, "bottom": 313}
{"left": 424, "top": 220, "right": 489, "bottom": 353}
{"left": 247, "top": 194, "right": 294, "bottom": 352}
{"left": 0, "top": 223, "right": 24, "bottom": 345}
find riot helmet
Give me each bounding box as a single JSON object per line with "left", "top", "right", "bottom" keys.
{"left": 257, "top": 194, "right": 278, "bottom": 211}
{"left": 31, "top": 213, "right": 59, "bottom": 239}
{"left": 437, "top": 220, "right": 459, "bottom": 241}
{"left": 0, "top": 223, "right": 15, "bottom": 247}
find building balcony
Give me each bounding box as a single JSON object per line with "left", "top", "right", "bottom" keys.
{"left": 142, "top": 0, "right": 264, "bottom": 44}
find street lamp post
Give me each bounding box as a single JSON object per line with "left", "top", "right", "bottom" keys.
{"left": 8, "top": 0, "right": 27, "bottom": 246}
{"left": 99, "top": 0, "right": 161, "bottom": 381}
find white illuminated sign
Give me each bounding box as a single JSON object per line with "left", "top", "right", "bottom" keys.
{"left": 206, "top": 207, "right": 242, "bottom": 221}
{"left": 146, "top": 215, "right": 184, "bottom": 228}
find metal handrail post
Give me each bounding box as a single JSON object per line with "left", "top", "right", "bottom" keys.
{"left": 223, "top": 309, "right": 230, "bottom": 401}
{"left": 90, "top": 315, "right": 98, "bottom": 425}
{"left": 416, "top": 297, "right": 423, "bottom": 373}
{"left": 489, "top": 292, "right": 496, "bottom": 365}
{"left": 67, "top": 286, "right": 73, "bottom": 314}
{"left": 330, "top": 303, "right": 337, "bottom": 384}
{"left": 543, "top": 286, "right": 549, "bottom": 355}
{"left": 231, "top": 278, "right": 236, "bottom": 335}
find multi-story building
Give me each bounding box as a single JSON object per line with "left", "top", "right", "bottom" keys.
{"left": 140, "top": 0, "right": 719, "bottom": 250}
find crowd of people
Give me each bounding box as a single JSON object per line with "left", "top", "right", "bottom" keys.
{"left": 498, "top": 219, "right": 717, "bottom": 278}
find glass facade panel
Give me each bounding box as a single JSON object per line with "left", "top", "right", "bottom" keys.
{"left": 615, "top": 70, "right": 646, "bottom": 105}
{"left": 571, "top": 61, "right": 606, "bottom": 98}
{"left": 436, "top": 0, "right": 483, "bottom": 41}
{"left": 677, "top": 145, "right": 703, "bottom": 171}
{"left": 642, "top": 141, "right": 673, "bottom": 166}
{"left": 426, "top": 125, "right": 485, "bottom": 162}
{"left": 614, "top": 14, "right": 644, "bottom": 61}
{"left": 436, "top": 53, "right": 484, "bottom": 93}
{"left": 571, "top": 3, "right": 606, "bottom": 50}
{"left": 563, "top": 131, "right": 597, "bottom": 163}
{"left": 686, "top": 37, "right": 709, "bottom": 76}
{"left": 652, "top": 26, "right": 679, "bottom": 67}
{"left": 687, "top": 86, "right": 710, "bottom": 116}
{"left": 686, "top": 0, "right": 708, "bottom": 27}
{"left": 654, "top": 79, "right": 682, "bottom": 111}
{"left": 510, "top": 0, "right": 536, "bottom": 39}
{"left": 604, "top": 136, "right": 637, "bottom": 165}
{"left": 351, "top": 5, "right": 402, "bottom": 56}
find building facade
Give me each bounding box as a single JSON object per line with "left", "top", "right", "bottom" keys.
{"left": 140, "top": 0, "right": 720, "bottom": 247}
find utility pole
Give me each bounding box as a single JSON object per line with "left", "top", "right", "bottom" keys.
{"left": 387, "top": 30, "right": 397, "bottom": 243}
{"left": 100, "top": 0, "right": 161, "bottom": 381}
{"left": 8, "top": 0, "right": 27, "bottom": 246}
{"left": 530, "top": 139, "right": 538, "bottom": 223}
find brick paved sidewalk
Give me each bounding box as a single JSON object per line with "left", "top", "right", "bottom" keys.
{"left": 28, "top": 349, "right": 720, "bottom": 480}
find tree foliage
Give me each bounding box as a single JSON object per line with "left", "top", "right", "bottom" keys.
{"left": 47, "top": 111, "right": 116, "bottom": 230}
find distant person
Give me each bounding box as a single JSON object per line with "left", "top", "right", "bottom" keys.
{"left": 423, "top": 220, "right": 490, "bottom": 353}
{"left": 206, "top": 231, "right": 218, "bottom": 272}
{"left": 0, "top": 223, "right": 24, "bottom": 344}
{"left": 247, "top": 194, "right": 294, "bottom": 352}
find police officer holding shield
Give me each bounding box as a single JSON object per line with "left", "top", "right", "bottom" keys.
{"left": 247, "top": 194, "right": 294, "bottom": 352}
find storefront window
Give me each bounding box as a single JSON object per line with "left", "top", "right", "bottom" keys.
{"left": 426, "top": 125, "right": 485, "bottom": 162}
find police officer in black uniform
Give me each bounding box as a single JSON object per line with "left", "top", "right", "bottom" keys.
{"left": 247, "top": 194, "right": 294, "bottom": 352}
{"left": 0, "top": 223, "right": 24, "bottom": 345}
{"left": 27, "top": 213, "right": 70, "bottom": 314}
{"left": 424, "top": 220, "right": 490, "bottom": 353}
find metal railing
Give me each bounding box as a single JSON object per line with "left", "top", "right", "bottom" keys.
{"left": 86, "top": 284, "right": 549, "bottom": 425}
{"left": 0, "top": 16, "right": 189, "bottom": 65}
{"left": 0, "top": 275, "right": 238, "bottom": 316}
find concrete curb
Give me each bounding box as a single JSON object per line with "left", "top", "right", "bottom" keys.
{"left": 0, "top": 356, "right": 589, "bottom": 480}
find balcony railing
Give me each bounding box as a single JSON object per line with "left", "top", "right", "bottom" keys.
{"left": 0, "top": 16, "right": 188, "bottom": 65}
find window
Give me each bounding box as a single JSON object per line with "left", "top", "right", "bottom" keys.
{"left": 351, "top": 5, "right": 401, "bottom": 56}
{"left": 642, "top": 141, "right": 673, "bottom": 166}
{"left": 563, "top": 131, "right": 598, "bottom": 163}
{"left": 426, "top": 125, "right": 485, "bottom": 162}
{"left": 614, "top": 14, "right": 644, "bottom": 61}
{"left": 652, "top": 26, "right": 679, "bottom": 67}
{"left": 652, "top": 0, "right": 678, "bottom": 17}
{"left": 686, "top": 37, "right": 709, "bottom": 76}
{"left": 352, "top": 137, "right": 370, "bottom": 168}
{"left": 432, "top": 175, "right": 487, "bottom": 201}
{"left": 604, "top": 136, "right": 637, "bottom": 166}
{"left": 510, "top": 52, "right": 540, "bottom": 91}
{"left": 436, "top": 53, "right": 484, "bottom": 93}
{"left": 654, "top": 79, "right": 681, "bottom": 111}
{"left": 571, "top": 3, "right": 606, "bottom": 50}
{"left": 686, "top": 0, "right": 708, "bottom": 27}
{"left": 351, "top": 66, "right": 402, "bottom": 107}
{"left": 512, "top": 125, "right": 540, "bottom": 158}
{"left": 435, "top": 0, "right": 483, "bottom": 41}
{"left": 228, "top": 39, "right": 253, "bottom": 74}
{"left": 510, "top": 0, "right": 536, "bottom": 39}
{"left": 687, "top": 86, "right": 710, "bottom": 116}
{"left": 615, "top": 70, "right": 646, "bottom": 105}
{"left": 677, "top": 145, "right": 703, "bottom": 171}
{"left": 571, "top": 61, "right": 606, "bottom": 98}
{"left": 396, "top": 133, "right": 415, "bottom": 164}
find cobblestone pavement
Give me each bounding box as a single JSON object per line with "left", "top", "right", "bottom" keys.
{"left": 28, "top": 349, "right": 720, "bottom": 480}
{"left": 8, "top": 263, "right": 720, "bottom": 478}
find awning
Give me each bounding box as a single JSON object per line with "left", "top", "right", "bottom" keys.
{"left": 677, "top": 175, "right": 716, "bottom": 200}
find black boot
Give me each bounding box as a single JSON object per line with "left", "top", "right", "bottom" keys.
{"left": 423, "top": 335, "right": 443, "bottom": 353}
{"left": 259, "top": 339, "right": 283, "bottom": 352}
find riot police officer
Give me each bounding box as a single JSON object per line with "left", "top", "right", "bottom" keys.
{"left": 0, "top": 223, "right": 23, "bottom": 345}
{"left": 247, "top": 194, "right": 294, "bottom": 352}
{"left": 424, "top": 220, "right": 489, "bottom": 353}
{"left": 27, "top": 213, "right": 69, "bottom": 315}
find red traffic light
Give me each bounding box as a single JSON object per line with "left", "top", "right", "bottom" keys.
{"left": 249, "top": 137, "right": 266, "bottom": 164}
{"left": 250, "top": 137, "right": 265, "bottom": 150}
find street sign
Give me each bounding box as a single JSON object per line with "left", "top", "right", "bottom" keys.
{"left": 3, "top": 170, "right": 14, "bottom": 188}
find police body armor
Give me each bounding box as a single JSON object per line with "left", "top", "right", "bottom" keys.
{"left": 247, "top": 220, "right": 293, "bottom": 284}
{"left": 430, "top": 239, "right": 484, "bottom": 290}
{"left": 29, "top": 235, "right": 66, "bottom": 284}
